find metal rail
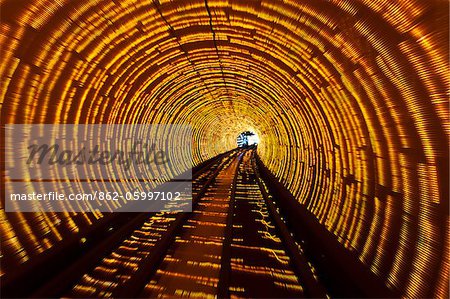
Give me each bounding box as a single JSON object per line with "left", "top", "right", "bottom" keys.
{"left": 214, "top": 149, "right": 327, "bottom": 298}
{"left": 250, "top": 151, "right": 328, "bottom": 298}
{"left": 29, "top": 150, "right": 238, "bottom": 298}
{"left": 216, "top": 151, "right": 243, "bottom": 298}
{"left": 112, "top": 151, "right": 240, "bottom": 298}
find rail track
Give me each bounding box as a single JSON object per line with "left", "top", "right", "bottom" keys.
{"left": 24, "top": 149, "right": 326, "bottom": 298}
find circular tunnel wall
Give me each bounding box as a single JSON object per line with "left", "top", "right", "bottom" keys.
{"left": 0, "top": 0, "right": 448, "bottom": 297}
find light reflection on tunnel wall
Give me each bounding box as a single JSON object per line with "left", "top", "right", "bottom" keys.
{"left": 0, "top": 0, "right": 448, "bottom": 297}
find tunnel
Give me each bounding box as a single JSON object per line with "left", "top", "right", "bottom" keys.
{"left": 0, "top": 0, "right": 448, "bottom": 298}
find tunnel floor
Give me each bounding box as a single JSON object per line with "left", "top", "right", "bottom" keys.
{"left": 4, "top": 149, "right": 335, "bottom": 298}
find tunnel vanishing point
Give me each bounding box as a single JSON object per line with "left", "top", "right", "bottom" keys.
{"left": 0, "top": 0, "right": 448, "bottom": 298}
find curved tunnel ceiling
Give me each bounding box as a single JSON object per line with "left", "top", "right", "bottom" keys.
{"left": 0, "top": 0, "right": 448, "bottom": 297}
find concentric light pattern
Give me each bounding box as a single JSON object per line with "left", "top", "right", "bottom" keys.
{"left": 0, "top": 0, "right": 448, "bottom": 297}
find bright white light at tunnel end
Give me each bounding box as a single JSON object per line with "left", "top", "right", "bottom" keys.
{"left": 247, "top": 133, "right": 260, "bottom": 145}
{"left": 236, "top": 130, "right": 260, "bottom": 148}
